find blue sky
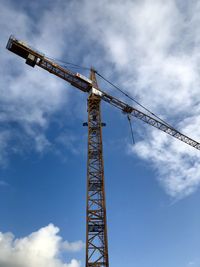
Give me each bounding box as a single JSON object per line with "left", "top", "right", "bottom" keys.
{"left": 1, "top": 0, "right": 200, "bottom": 266}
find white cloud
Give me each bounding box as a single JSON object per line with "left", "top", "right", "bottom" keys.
{"left": 62, "top": 240, "right": 85, "bottom": 253}
{"left": 73, "top": 0, "right": 200, "bottom": 198}
{"left": 0, "top": 224, "right": 82, "bottom": 267}
{"left": 0, "top": 0, "right": 91, "bottom": 165}
{"left": 0, "top": 0, "right": 74, "bottom": 163}
{"left": 133, "top": 128, "right": 200, "bottom": 198}
{"left": 2, "top": 0, "right": 200, "bottom": 197}
{"left": 0, "top": 131, "right": 12, "bottom": 167}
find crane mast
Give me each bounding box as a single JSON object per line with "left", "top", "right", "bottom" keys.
{"left": 6, "top": 35, "right": 200, "bottom": 267}
{"left": 86, "top": 70, "right": 109, "bottom": 267}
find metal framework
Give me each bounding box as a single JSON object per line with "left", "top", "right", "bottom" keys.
{"left": 6, "top": 36, "right": 200, "bottom": 151}
{"left": 86, "top": 70, "right": 109, "bottom": 267}
{"left": 6, "top": 35, "right": 200, "bottom": 267}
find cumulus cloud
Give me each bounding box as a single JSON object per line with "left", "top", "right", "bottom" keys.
{"left": 0, "top": 224, "right": 82, "bottom": 267}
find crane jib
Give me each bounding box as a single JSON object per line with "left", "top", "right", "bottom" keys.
{"left": 6, "top": 35, "right": 200, "bottom": 151}
{"left": 98, "top": 89, "right": 200, "bottom": 150}
{"left": 6, "top": 35, "right": 91, "bottom": 93}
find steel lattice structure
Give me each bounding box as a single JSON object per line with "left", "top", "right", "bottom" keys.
{"left": 6, "top": 35, "right": 200, "bottom": 267}
{"left": 85, "top": 71, "right": 109, "bottom": 267}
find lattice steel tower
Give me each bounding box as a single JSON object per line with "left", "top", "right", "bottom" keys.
{"left": 85, "top": 69, "right": 109, "bottom": 267}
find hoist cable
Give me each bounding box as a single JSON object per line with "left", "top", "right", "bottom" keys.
{"left": 127, "top": 115, "right": 135, "bottom": 145}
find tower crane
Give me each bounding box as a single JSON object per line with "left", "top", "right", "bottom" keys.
{"left": 6, "top": 35, "right": 200, "bottom": 267}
